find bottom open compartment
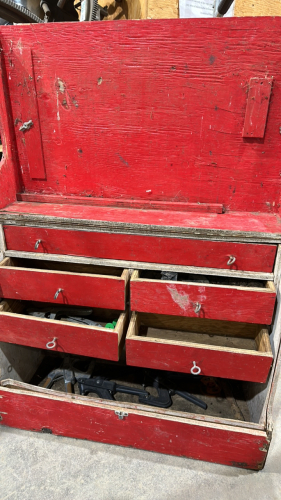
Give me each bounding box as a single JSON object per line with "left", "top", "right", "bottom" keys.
{"left": 0, "top": 343, "right": 276, "bottom": 470}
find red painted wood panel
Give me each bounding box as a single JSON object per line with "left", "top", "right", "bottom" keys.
{"left": 243, "top": 78, "right": 273, "bottom": 139}
{"left": 126, "top": 338, "right": 273, "bottom": 383}
{"left": 130, "top": 280, "right": 276, "bottom": 324}
{"left": 0, "top": 267, "right": 126, "bottom": 310}
{"left": 3, "top": 226, "right": 277, "bottom": 272}
{"left": 0, "top": 19, "right": 281, "bottom": 212}
{"left": 0, "top": 389, "right": 269, "bottom": 469}
{"left": 0, "top": 46, "right": 22, "bottom": 209}
{"left": 0, "top": 313, "right": 122, "bottom": 361}
{"left": 2, "top": 202, "right": 281, "bottom": 236}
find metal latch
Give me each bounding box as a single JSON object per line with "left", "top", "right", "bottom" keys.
{"left": 115, "top": 411, "right": 128, "bottom": 420}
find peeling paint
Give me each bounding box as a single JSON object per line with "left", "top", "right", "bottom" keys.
{"left": 167, "top": 285, "right": 190, "bottom": 311}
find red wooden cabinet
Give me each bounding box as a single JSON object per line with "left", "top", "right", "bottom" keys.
{"left": 0, "top": 17, "right": 280, "bottom": 470}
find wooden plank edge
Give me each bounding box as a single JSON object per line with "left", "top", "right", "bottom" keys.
{"left": 17, "top": 193, "right": 223, "bottom": 214}
{"left": 4, "top": 251, "right": 274, "bottom": 281}
{"left": 0, "top": 381, "right": 265, "bottom": 432}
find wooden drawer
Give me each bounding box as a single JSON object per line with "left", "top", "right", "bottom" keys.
{"left": 126, "top": 313, "right": 273, "bottom": 383}
{"left": 0, "top": 258, "right": 129, "bottom": 311}
{"left": 130, "top": 271, "right": 276, "bottom": 324}
{"left": 3, "top": 226, "right": 277, "bottom": 272}
{"left": 0, "top": 300, "right": 128, "bottom": 361}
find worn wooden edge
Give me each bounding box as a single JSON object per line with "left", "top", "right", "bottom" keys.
{"left": 3, "top": 251, "right": 274, "bottom": 281}
{"left": 0, "top": 381, "right": 266, "bottom": 433}
{"left": 115, "top": 309, "right": 129, "bottom": 344}
{"left": 127, "top": 312, "right": 272, "bottom": 357}
{"left": 0, "top": 300, "right": 124, "bottom": 334}
{"left": 0, "top": 261, "right": 127, "bottom": 281}
{"left": 131, "top": 311, "right": 262, "bottom": 338}
{"left": 17, "top": 193, "right": 223, "bottom": 214}
{"left": 132, "top": 274, "right": 275, "bottom": 293}
{"left": 266, "top": 281, "right": 276, "bottom": 292}
{"left": 273, "top": 244, "right": 281, "bottom": 285}
{"left": 259, "top": 281, "right": 281, "bottom": 426}
{"left": 0, "top": 225, "right": 5, "bottom": 261}
{"left": 255, "top": 328, "right": 273, "bottom": 354}
{"left": 1, "top": 215, "right": 281, "bottom": 243}
{"left": 266, "top": 337, "right": 281, "bottom": 434}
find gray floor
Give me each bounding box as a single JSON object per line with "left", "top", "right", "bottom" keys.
{"left": 0, "top": 380, "right": 280, "bottom": 500}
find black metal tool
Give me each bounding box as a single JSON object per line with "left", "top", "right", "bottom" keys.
{"left": 43, "top": 358, "right": 95, "bottom": 393}
{"left": 26, "top": 305, "right": 101, "bottom": 327}
{"left": 78, "top": 375, "right": 207, "bottom": 410}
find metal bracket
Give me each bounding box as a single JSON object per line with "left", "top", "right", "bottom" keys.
{"left": 114, "top": 411, "right": 128, "bottom": 420}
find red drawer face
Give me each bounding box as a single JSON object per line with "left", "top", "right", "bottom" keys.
{"left": 130, "top": 271, "right": 276, "bottom": 324}
{"left": 0, "top": 300, "right": 128, "bottom": 361}
{"left": 3, "top": 226, "right": 277, "bottom": 272}
{"left": 126, "top": 313, "right": 273, "bottom": 383}
{"left": 0, "top": 383, "right": 269, "bottom": 470}
{"left": 0, "top": 258, "right": 129, "bottom": 311}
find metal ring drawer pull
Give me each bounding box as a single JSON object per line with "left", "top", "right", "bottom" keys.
{"left": 34, "top": 239, "right": 42, "bottom": 250}
{"left": 191, "top": 361, "right": 201, "bottom": 375}
{"left": 46, "top": 337, "right": 57, "bottom": 350}
{"left": 54, "top": 288, "right": 63, "bottom": 300}
{"left": 194, "top": 302, "right": 201, "bottom": 314}
{"left": 227, "top": 255, "right": 236, "bottom": 265}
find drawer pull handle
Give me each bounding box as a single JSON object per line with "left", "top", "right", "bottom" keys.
{"left": 46, "top": 337, "right": 57, "bottom": 350}
{"left": 34, "top": 239, "right": 42, "bottom": 250}
{"left": 191, "top": 361, "right": 201, "bottom": 375}
{"left": 194, "top": 302, "right": 201, "bottom": 314}
{"left": 54, "top": 288, "right": 63, "bottom": 300}
{"left": 227, "top": 256, "right": 236, "bottom": 265}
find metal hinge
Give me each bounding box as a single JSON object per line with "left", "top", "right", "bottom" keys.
{"left": 115, "top": 411, "right": 128, "bottom": 420}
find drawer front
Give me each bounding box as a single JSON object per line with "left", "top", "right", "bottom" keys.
{"left": 0, "top": 387, "right": 268, "bottom": 470}
{"left": 0, "top": 310, "right": 128, "bottom": 361}
{"left": 0, "top": 260, "right": 128, "bottom": 311}
{"left": 130, "top": 276, "right": 276, "bottom": 324}
{"left": 3, "top": 226, "right": 277, "bottom": 272}
{"left": 126, "top": 338, "right": 272, "bottom": 383}
{"left": 126, "top": 314, "right": 273, "bottom": 383}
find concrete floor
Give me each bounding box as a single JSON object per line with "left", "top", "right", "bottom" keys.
{"left": 0, "top": 380, "right": 280, "bottom": 500}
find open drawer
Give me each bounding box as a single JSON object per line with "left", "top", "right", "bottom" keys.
{"left": 0, "top": 258, "right": 129, "bottom": 311}
{"left": 126, "top": 313, "right": 273, "bottom": 383}
{"left": 0, "top": 300, "right": 128, "bottom": 361}
{"left": 130, "top": 270, "right": 276, "bottom": 324}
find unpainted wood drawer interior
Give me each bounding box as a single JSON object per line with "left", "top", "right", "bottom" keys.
{"left": 133, "top": 313, "right": 271, "bottom": 355}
